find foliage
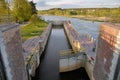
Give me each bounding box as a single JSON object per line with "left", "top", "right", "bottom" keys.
{"left": 29, "top": 1, "right": 37, "bottom": 14}
{"left": 20, "top": 19, "right": 48, "bottom": 42}
{"left": 110, "top": 7, "right": 120, "bottom": 23}
{"left": 13, "top": 0, "right": 32, "bottom": 22}
{"left": 29, "top": 14, "right": 40, "bottom": 25}
{"left": 0, "top": 0, "right": 7, "bottom": 16}
{"left": 0, "top": 0, "right": 9, "bottom": 23}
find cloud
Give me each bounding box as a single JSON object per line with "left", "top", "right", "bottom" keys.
{"left": 29, "top": 0, "right": 120, "bottom": 10}
{"left": 28, "top": 0, "right": 40, "bottom": 3}
{"left": 45, "top": 0, "right": 82, "bottom": 6}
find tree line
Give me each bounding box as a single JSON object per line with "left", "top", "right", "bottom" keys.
{"left": 38, "top": 8, "right": 120, "bottom": 23}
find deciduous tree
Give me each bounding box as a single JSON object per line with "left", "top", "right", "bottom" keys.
{"left": 0, "top": 0, "right": 7, "bottom": 16}
{"left": 13, "top": 0, "right": 32, "bottom": 22}
{"left": 29, "top": 1, "right": 37, "bottom": 14}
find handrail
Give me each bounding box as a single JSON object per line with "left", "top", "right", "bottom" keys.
{"left": 60, "top": 47, "right": 86, "bottom": 59}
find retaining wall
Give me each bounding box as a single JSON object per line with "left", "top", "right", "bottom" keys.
{"left": 48, "top": 20, "right": 65, "bottom": 26}
{"left": 59, "top": 22, "right": 84, "bottom": 72}
{"left": 39, "top": 23, "right": 52, "bottom": 54}
{"left": 94, "top": 23, "right": 120, "bottom": 80}
{"left": 63, "top": 21, "right": 95, "bottom": 80}
{"left": 63, "top": 22, "right": 81, "bottom": 51}
{"left": 0, "top": 24, "right": 27, "bottom": 80}
{"left": 22, "top": 23, "right": 52, "bottom": 77}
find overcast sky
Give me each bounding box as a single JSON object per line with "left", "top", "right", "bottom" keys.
{"left": 28, "top": 0, "right": 120, "bottom": 10}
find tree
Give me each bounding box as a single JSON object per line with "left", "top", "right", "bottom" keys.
{"left": 29, "top": 14, "right": 40, "bottom": 25}
{"left": 13, "top": 0, "right": 32, "bottom": 22}
{"left": 29, "top": 1, "right": 37, "bottom": 14}
{"left": 0, "top": 0, "right": 7, "bottom": 16}
{"left": 0, "top": 0, "right": 8, "bottom": 23}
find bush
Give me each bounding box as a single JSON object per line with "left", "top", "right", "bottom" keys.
{"left": 29, "top": 14, "right": 40, "bottom": 25}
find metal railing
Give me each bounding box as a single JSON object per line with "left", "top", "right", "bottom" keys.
{"left": 59, "top": 48, "right": 86, "bottom": 72}
{"left": 60, "top": 48, "right": 85, "bottom": 59}
{"left": 59, "top": 47, "right": 95, "bottom": 67}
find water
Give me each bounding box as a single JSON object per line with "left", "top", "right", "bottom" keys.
{"left": 60, "top": 68, "right": 89, "bottom": 80}
{"left": 33, "top": 27, "right": 90, "bottom": 80}
{"left": 34, "top": 27, "right": 71, "bottom": 80}
{"left": 41, "top": 15, "right": 101, "bottom": 39}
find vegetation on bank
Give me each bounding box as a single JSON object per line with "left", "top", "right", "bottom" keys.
{"left": 0, "top": 0, "right": 48, "bottom": 42}
{"left": 20, "top": 15, "right": 48, "bottom": 42}
{"left": 0, "top": 0, "right": 9, "bottom": 23}
{"left": 38, "top": 7, "right": 120, "bottom": 23}
{"left": 0, "top": 0, "right": 37, "bottom": 24}
{"left": 13, "top": 0, "right": 37, "bottom": 23}
{"left": 0, "top": 0, "right": 7, "bottom": 15}
{"left": 12, "top": 0, "right": 48, "bottom": 42}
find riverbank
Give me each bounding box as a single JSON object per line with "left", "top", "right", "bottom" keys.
{"left": 42, "top": 14, "right": 112, "bottom": 22}
{"left": 38, "top": 8, "right": 120, "bottom": 23}
{"left": 69, "top": 15, "right": 112, "bottom": 22}
{"left": 20, "top": 20, "right": 48, "bottom": 42}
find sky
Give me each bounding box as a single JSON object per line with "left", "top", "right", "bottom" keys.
{"left": 29, "top": 0, "right": 120, "bottom": 10}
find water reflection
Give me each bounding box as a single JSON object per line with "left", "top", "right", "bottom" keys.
{"left": 33, "top": 28, "right": 71, "bottom": 80}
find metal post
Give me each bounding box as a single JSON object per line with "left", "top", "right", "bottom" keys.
{"left": 83, "top": 52, "right": 86, "bottom": 67}
{"left": 68, "top": 51, "right": 69, "bottom": 69}
{"left": 75, "top": 52, "right": 78, "bottom": 68}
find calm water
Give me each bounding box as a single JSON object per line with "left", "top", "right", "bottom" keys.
{"left": 33, "top": 27, "right": 71, "bottom": 80}
{"left": 60, "top": 68, "right": 89, "bottom": 80}
{"left": 33, "top": 27, "right": 90, "bottom": 80}
{"left": 41, "top": 15, "right": 101, "bottom": 39}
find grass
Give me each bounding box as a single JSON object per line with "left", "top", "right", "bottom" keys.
{"left": 20, "top": 20, "right": 48, "bottom": 42}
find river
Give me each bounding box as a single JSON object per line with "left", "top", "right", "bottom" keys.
{"left": 41, "top": 15, "right": 101, "bottom": 39}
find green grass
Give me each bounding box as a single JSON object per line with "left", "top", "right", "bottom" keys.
{"left": 20, "top": 20, "right": 48, "bottom": 42}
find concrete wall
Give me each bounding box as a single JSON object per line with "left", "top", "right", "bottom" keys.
{"left": 39, "top": 23, "right": 52, "bottom": 54}
{"left": 0, "top": 24, "right": 27, "bottom": 80}
{"left": 85, "top": 56, "right": 95, "bottom": 80}
{"left": 63, "top": 22, "right": 81, "bottom": 51}
{"left": 23, "top": 39, "right": 40, "bottom": 77}
{"left": 60, "top": 61, "right": 83, "bottom": 72}
{"left": 117, "top": 69, "right": 120, "bottom": 80}
{"left": 94, "top": 23, "right": 120, "bottom": 80}
{"left": 60, "top": 22, "right": 83, "bottom": 72}
{"left": 22, "top": 23, "right": 52, "bottom": 77}
{"left": 63, "top": 21, "right": 95, "bottom": 80}
{"left": 113, "top": 55, "right": 120, "bottom": 80}
{"left": 48, "top": 20, "right": 64, "bottom": 26}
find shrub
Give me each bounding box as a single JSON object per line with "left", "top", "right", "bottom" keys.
{"left": 29, "top": 14, "right": 40, "bottom": 25}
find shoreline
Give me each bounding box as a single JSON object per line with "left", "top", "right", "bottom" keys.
{"left": 70, "top": 15, "right": 112, "bottom": 22}
{"left": 42, "top": 15, "right": 113, "bottom": 22}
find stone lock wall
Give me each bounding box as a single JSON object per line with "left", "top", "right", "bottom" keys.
{"left": 94, "top": 23, "right": 120, "bottom": 80}
{"left": 0, "top": 24, "right": 27, "bottom": 80}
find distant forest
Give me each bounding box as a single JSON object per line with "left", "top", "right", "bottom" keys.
{"left": 38, "top": 7, "right": 120, "bottom": 22}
